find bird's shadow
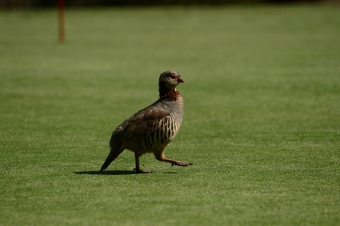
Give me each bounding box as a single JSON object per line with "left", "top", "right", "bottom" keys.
{"left": 75, "top": 170, "right": 136, "bottom": 176}
{"left": 74, "top": 170, "right": 178, "bottom": 176}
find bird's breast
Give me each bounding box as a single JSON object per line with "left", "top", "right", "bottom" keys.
{"left": 164, "top": 95, "right": 184, "bottom": 123}
{"left": 139, "top": 115, "right": 181, "bottom": 152}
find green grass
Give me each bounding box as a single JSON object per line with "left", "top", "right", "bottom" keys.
{"left": 1, "top": 5, "right": 340, "bottom": 226}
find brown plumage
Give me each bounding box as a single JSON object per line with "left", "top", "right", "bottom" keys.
{"left": 100, "top": 70, "right": 192, "bottom": 173}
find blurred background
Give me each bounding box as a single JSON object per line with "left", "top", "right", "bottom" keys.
{"left": 1, "top": 0, "right": 338, "bottom": 8}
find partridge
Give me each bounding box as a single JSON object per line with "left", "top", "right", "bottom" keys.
{"left": 100, "top": 70, "right": 192, "bottom": 173}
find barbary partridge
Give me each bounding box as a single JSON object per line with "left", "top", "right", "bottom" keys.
{"left": 100, "top": 70, "right": 192, "bottom": 173}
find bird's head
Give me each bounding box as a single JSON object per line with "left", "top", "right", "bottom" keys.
{"left": 159, "top": 70, "right": 184, "bottom": 90}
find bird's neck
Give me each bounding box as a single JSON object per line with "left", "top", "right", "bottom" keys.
{"left": 159, "top": 83, "right": 181, "bottom": 102}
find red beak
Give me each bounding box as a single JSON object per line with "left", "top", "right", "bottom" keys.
{"left": 177, "top": 78, "right": 184, "bottom": 83}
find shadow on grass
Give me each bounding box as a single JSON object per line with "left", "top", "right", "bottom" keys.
{"left": 75, "top": 170, "right": 178, "bottom": 175}
{"left": 75, "top": 170, "right": 136, "bottom": 175}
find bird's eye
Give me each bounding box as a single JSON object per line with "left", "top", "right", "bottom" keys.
{"left": 170, "top": 74, "right": 176, "bottom": 79}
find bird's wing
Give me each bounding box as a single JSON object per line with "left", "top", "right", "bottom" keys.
{"left": 118, "top": 105, "right": 170, "bottom": 142}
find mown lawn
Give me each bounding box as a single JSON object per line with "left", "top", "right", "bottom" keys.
{"left": 0, "top": 5, "right": 339, "bottom": 226}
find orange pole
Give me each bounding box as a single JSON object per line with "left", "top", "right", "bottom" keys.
{"left": 58, "top": 0, "right": 65, "bottom": 42}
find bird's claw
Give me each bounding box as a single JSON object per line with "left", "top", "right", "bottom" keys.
{"left": 171, "top": 161, "right": 193, "bottom": 167}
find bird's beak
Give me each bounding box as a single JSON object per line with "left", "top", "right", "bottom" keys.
{"left": 177, "top": 77, "right": 184, "bottom": 83}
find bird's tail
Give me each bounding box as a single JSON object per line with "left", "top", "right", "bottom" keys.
{"left": 100, "top": 144, "right": 124, "bottom": 171}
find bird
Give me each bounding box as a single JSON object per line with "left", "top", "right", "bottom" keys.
{"left": 100, "top": 70, "right": 192, "bottom": 173}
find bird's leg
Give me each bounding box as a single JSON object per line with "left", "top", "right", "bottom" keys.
{"left": 154, "top": 152, "right": 193, "bottom": 167}
{"left": 133, "top": 153, "right": 153, "bottom": 174}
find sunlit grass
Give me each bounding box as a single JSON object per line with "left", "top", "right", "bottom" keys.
{"left": 0, "top": 5, "right": 339, "bottom": 226}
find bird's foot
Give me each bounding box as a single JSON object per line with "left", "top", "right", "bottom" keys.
{"left": 133, "top": 168, "right": 154, "bottom": 174}
{"left": 171, "top": 161, "right": 193, "bottom": 167}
